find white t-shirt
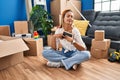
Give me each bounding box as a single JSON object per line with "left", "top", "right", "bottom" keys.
{"left": 55, "top": 27, "right": 86, "bottom": 51}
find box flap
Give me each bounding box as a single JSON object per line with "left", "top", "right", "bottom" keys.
{"left": 0, "top": 38, "right": 29, "bottom": 58}
{"left": 0, "top": 35, "right": 16, "bottom": 40}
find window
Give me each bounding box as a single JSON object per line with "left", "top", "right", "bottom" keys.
{"left": 111, "top": 0, "right": 120, "bottom": 11}
{"left": 94, "top": 0, "right": 120, "bottom": 12}
{"left": 102, "top": 1, "right": 110, "bottom": 11}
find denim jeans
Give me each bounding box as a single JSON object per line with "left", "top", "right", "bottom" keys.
{"left": 42, "top": 48, "right": 91, "bottom": 70}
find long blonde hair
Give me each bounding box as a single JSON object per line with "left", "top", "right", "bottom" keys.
{"left": 60, "top": 9, "right": 73, "bottom": 28}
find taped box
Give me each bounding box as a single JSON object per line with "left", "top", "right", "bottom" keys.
{"left": 0, "top": 35, "right": 29, "bottom": 70}
{"left": 91, "top": 47, "right": 108, "bottom": 59}
{"left": 24, "top": 38, "right": 43, "bottom": 56}
{"left": 95, "top": 30, "right": 105, "bottom": 41}
{"left": 92, "top": 39, "right": 111, "bottom": 50}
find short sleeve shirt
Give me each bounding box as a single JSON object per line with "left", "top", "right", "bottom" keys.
{"left": 55, "top": 27, "right": 86, "bottom": 51}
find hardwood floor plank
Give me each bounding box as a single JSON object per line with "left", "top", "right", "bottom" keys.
{"left": 0, "top": 56, "right": 120, "bottom": 80}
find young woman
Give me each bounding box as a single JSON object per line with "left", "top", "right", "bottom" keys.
{"left": 42, "top": 9, "right": 91, "bottom": 70}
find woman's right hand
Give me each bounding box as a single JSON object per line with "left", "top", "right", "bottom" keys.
{"left": 53, "top": 33, "right": 63, "bottom": 39}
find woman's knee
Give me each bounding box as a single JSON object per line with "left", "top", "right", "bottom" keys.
{"left": 42, "top": 49, "right": 56, "bottom": 58}
{"left": 81, "top": 51, "right": 91, "bottom": 59}
{"left": 42, "top": 49, "right": 52, "bottom": 58}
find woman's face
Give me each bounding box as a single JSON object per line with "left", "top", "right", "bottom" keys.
{"left": 63, "top": 11, "right": 74, "bottom": 25}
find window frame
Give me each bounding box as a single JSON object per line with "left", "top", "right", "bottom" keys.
{"left": 94, "top": 0, "right": 120, "bottom": 12}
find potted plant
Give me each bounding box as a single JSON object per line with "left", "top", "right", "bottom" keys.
{"left": 29, "top": 5, "right": 53, "bottom": 45}
{"left": 30, "top": 5, "right": 53, "bottom": 39}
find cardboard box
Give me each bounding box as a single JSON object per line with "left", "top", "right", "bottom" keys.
{"left": 24, "top": 38, "right": 43, "bottom": 56}
{"left": 0, "top": 35, "right": 29, "bottom": 70}
{"left": 0, "top": 52, "right": 23, "bottom": 70}
{"left": 51, "top": 14, "right": 61, "bottom": 26}
{"left": 92, "top": 39, "right": 110, "bottom": 50}
{"left": 51, "top": 0, "right": 66, "bottom": 16}
{"left": 51, "top": 0, "right": 81, "bottom": 26}
{"left": 14, "top": 21, "right": 28, "bottom": 34}
{"left": 0, "top": 25, "right": 10, "bottom": 36}
{"left": 91, "top": 47, "right": 108, "bottom": 59}
{"left": 51, "top": 0, "right": 81, "bottom": 18}
{"left": 47, "top": 35, "right": 62, "bottom": 50}
{"left": 65, "top": 0, "right": 81, "bottom": 20}
{"left": 95, "top": 30, "right": 105, "bottom": 41}
{"left": 106, "top": 39, "right": 111, "bottom": 48}
{"left": 47, "top": 35, "right": 56, "bottom": 49}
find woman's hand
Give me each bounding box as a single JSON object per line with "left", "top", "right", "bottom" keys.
{"left": 64, "top": 35, "right": 86, "bottom": 51}
{"left": 53, "top": 33, "right": 63, "bottom": 39}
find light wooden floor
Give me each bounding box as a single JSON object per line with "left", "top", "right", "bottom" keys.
{"left": 0, "top": 55, "right": 120, "bottom": 80}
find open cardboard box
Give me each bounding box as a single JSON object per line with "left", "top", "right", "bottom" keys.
{"left": 0, "top": 35, "right": 29, "bottom": 70}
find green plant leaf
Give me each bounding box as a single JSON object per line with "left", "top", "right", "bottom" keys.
{"left": 29, "top": 5, "right": 53, "bottom": 38}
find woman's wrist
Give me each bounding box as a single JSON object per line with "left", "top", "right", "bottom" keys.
{"left": 71, "top": 40, "right": 76, "bottom": 44}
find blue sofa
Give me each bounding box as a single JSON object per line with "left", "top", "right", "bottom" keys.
{"left": 81, "top": 10, "right": 120, "bottom": 51}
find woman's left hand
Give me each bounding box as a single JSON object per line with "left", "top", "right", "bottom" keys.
{"left": 64, "top": 35, "right": 86, "bottom": 50}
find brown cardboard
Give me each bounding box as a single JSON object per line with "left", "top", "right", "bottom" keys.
{"left": 92, "top": 39, "right": 110, "bottom": 50}
{"left": 65, "top": 0, "right": 81, "bottom": 20}
{"left": 106, "top": 39, "right": 111, "bottom": 48}
{"left": 0, "top": 25, "right": 10, "bottom": 36}
{"left": 91, "top": 47, "right": 108, "bottom": 59}
{"left": 47, "top": 35, "right": 62, "bottom": 50}
{"left": 14, "top": 21, "right": 28, "bottom": 34}
{"left": 0, "top": 35, "right": 16, "bottom": 40}
{"left": 47, "top": 35, "right": 56, "bottom": 50}
{"left": 0, "top": 37, "right": 29, "bottom": 58}
{"left": 47, "top": 35, "right": 52, "bottom": 46}
{"left": 51, "top": 14, "right": 61, "bottom": 26}
{"left": 95, "top": 30, "right": 105, "bottom": 41}
{"left": 0, "top": 52, "right": 23, "bottom": 70}
{"left": 0, "top": 35, "right": 29, "bottom": 70}
{"left": 24, "top": 38, "right": 43, "bottom": 56}
{"left": 51, "top": 0, "right": 66, "bottom": 16}
{"left": 51, "top": 0, "right": 81, "bottom": 26}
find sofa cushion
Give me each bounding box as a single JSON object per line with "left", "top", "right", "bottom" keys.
{"left": 87, "top": 12, "right": 120, "bottom": 40}
{"left": 74, "top": 20, "right": 89, "bottom": 36}
{"left": 81, "top": 10, "right": 99, "bottom": 35}
{"left": 81, "top": 10, "right": 96, "bottom": 25}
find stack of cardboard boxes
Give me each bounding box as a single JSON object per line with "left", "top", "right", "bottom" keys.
{"left": 51, "top": 0, "right": 81, "bottom": 26}
{"left": 14, "top": 21, "right": 43, "bottom": 56}
{"left": 91, "top": 30, "right": 111, "bottom": 58}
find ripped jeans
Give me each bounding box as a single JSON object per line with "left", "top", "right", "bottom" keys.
{"left": 42, "top": 48, "right": 91, "bottom": 70}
